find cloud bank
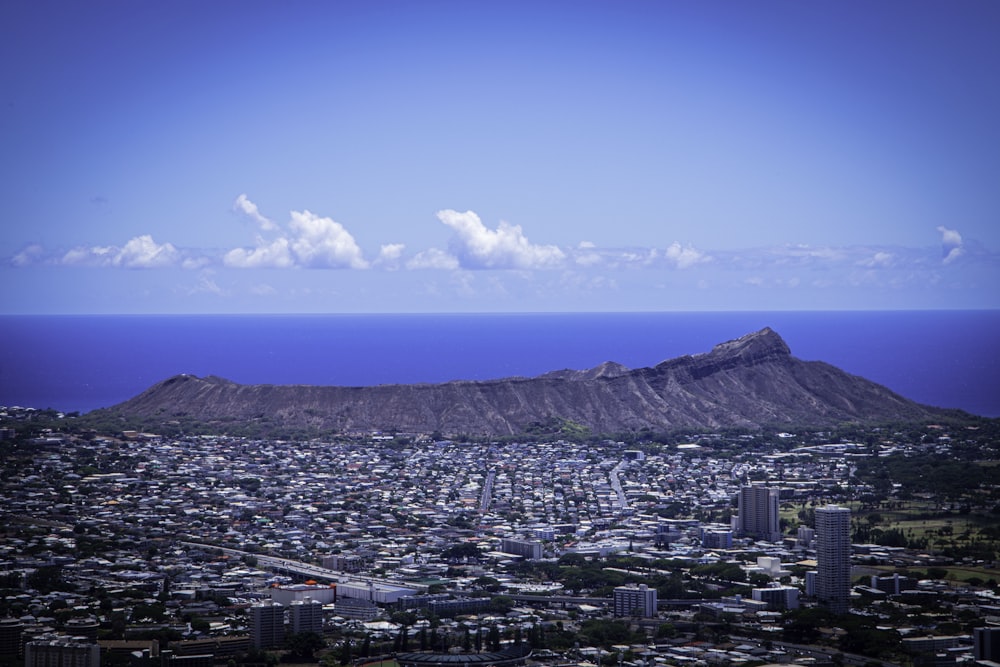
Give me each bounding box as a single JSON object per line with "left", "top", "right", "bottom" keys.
{"left": 7, "top": 196, "right": 988, "bottom": 309}
{"left": 60, "top": 235, "right": 181, "bottom": 269}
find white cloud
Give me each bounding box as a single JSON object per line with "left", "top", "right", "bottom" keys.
{"left": 181, "top": 256, "right": 212, "bottom": 270}
{"left": 374, "top": 243, "right": 406, "bottom": 270}
{"left": 224, "top": 237, "right": 295, "bottom": 268}
{"left": 574, "top": 251, "right": 604, "bottom": 267}
{"left": 224, "top": 201, "right": 369, "bottom": 269}
{"left": 60, "top": 235, "right": 180, "bottom": 269}
{"left": 234, "top": 193, "right": 277, "bottom": 231}
{"left": 407, "top": 248, "right": 460, "bottom": 270}
{"left": 663, "top": 242, "right": 709, "bottom": 269}
{"left": 288, "top": 210, "right": 369, "bottom": 269}
{"left": 937, "top": 225, "right": 964, "bottom": 264}
{"left": 436, "top": 209, "right": 565, "bottom": 269}
{"left": 858, "top": 251, "right": 894, "bottom": 268}
{"left": 937, "top": 225, "right": 962, "bottom": 247}
{"left": 11, "top": 244, "right": 44, "bottom": 267}
{"left": 117, "top": 235, "right": 180, "bottom": 268}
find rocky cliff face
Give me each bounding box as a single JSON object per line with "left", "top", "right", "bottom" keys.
{"left": 102, "top": 328, "right": 947, "bottom": 435}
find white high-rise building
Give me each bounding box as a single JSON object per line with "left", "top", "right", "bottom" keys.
{"left": 613, "top": 584, "right": 657, "bottom": 617}
{"left": 815, "top": 505, "right": 852, "bottom": 613}
{"left": 289, "top": 598, "right": 324, "bottom": 635}
{"left": 736, "top": 486, "right": 781, "bottom": 542}
{"left": 752, "top": 585, "right": 800, "bottom": 610}
{"left": 251, "top": 601, "right": 284, "bottom": 649}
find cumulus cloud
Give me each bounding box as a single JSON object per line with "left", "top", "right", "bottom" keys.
{"left": 60, "top": 235, "right": 181, "bottom": 269}
{"left": 117, "top": 235, "right": 180, "bottom": 268}
{"left": 662, "top": 242, "right": 709, "bottom": 269}
{"left": 858, "top": 251, "right": 894, "bottom": 268}
{"left": 224, "top": 237, "right": 295, "bottom": 269}
{"left": 437, "top": 209, "right": 565, "bottom": 269}
{"left": 573, "top": 241, "right": 603, "bottom": 267}
{"left": 937, "top": 225, "right": 964, "bottom": 264}
{"left": 11, "top": 244, "right": 44, "bottom": 267}
{"left": 234, "top": 193, "right": 277, "bottom": 231}
{"left": 407, "top": 248, "right": 460, "bottom": 270}
{"left": 225, "top": 198, "right": 369, "bottom": 269}
{"left": 375, "top": 243, "right": 406, "bottom": 269}
{"left": 288, "top": 210, "right": 369, "bottom": 269}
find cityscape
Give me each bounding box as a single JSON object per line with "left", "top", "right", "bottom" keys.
{"left": 1, "top": 407, "right": 998, "bottom": 667}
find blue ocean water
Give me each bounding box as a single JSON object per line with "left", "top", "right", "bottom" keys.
{"left": 1, "top": 311, "right": 998, "bottom": 418}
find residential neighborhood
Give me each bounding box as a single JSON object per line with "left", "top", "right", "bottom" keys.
{"left": 1, "top": 408, "right": 998, "bottom": 667}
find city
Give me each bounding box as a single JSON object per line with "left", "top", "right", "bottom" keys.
{"left": 1, "top": 408, "right": 998, "bottom": 667}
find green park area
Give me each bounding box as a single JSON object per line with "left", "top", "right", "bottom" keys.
{"left": 781, "top": 456, "right": 999, "bottom": 586}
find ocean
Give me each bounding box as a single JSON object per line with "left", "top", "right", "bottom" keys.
{"left": 1, "top": 311, "right": 998, "bottom": 418}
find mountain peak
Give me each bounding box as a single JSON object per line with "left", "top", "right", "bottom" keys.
{"left": 709, "top": 327, "right": 791, "bottom": 360}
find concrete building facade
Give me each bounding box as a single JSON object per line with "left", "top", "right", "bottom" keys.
{"left": 735, "top": 486, "right": 781, "bottom": 542}
{"left": 289, "top": 598, "right": 324, "bottom": 635}
{"left": 613, "top": 584, "right": 657, "bottom": 617}
{"left": 250, "top": 601, "right": 284, "bottom": 649}
{"left": 25, "top": 638, "right": 100, "bottom": 667}
{"left": 815, "top": 504, "right": 852, "bottom": 614}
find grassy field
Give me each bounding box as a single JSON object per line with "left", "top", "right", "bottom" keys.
{"left": 863, "top": 563, "right": 998, "bottom": 584}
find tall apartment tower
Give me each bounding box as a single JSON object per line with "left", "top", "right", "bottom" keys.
{"left": 24, "top": 637, "right": 100, "bottom": 667}
{"left": 613, "top": 584, "right": 658, "bottom": 618}
{"left": 815, "top": 504, "right": 852, "bottom": 613}
{"left": 251, "top": 601, "right": 284, "bottom": 649}
{"left": 289, "top": 598, "right": 323, "bottom": 635}
{"left": 736, "top": 486, "right": 782, "bottom": 542}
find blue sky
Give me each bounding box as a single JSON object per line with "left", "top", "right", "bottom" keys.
{"left": 2, "top": 0, "right": 998, "bottom": 314}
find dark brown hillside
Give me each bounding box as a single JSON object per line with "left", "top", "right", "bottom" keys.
{"left": 99, "top": 328, "right": 948, "bottom": 435}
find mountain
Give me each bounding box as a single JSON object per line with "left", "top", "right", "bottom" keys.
{"left": 100, "top": 328, "right": 949, "bottom": 435}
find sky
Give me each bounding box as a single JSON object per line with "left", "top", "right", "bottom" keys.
{"left": 1, "top": 0, "right": 998, "bottom": 314}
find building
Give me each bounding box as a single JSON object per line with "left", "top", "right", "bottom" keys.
{"left": 269, "top": 584, "right": 337, "bottom": 606}
{"left": 25, "top": 637, "right": 100, "bottom": 667}
{"left": 613, "top": 584, "right": 657, "bottom": 618}
{"left": 751, "top": 585, "right": 800, "bottom": 610}
{"left": 289, "top": 598, "right": 324, "bottom": 635}
{"left": 902, "top": 635, "right": 968, "bottom": 654}
{"left": 735, "top": 486, "right": 781, "bottom": 542}
{"left": 321, "top": 555, "right": 365, "bottom": 573}
{"left": 500, "top": 538, "right": 543, "bottom": 561}
{"left": 701, "top": 528, "right": 732, "bottom": 550}
{"left": 532, "top": 526, "right": 555, "bottom": 541}
{"left": 870, "top": 573, "right": 917, "bottom": 595}
{"left": 250, "top": 601, "right": 284, "bottom": 649}
{"left": 974, "top": 627, "right": 1000, "bottom": 661}
{"left": 815, "top": 504, "right": 852, "bottom": 613}
{"left": 332, "top": 580, "right": 417, "bottom": 604}
{"left": 64, "top": 619, "right": 100, "bottom": 643}
{"left": 0, "top": 618, "right": 23, "bottom": 657}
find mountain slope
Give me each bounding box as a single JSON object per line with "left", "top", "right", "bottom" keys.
{"left": 100, "top": 328, "right": 947, "bottom": 435}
